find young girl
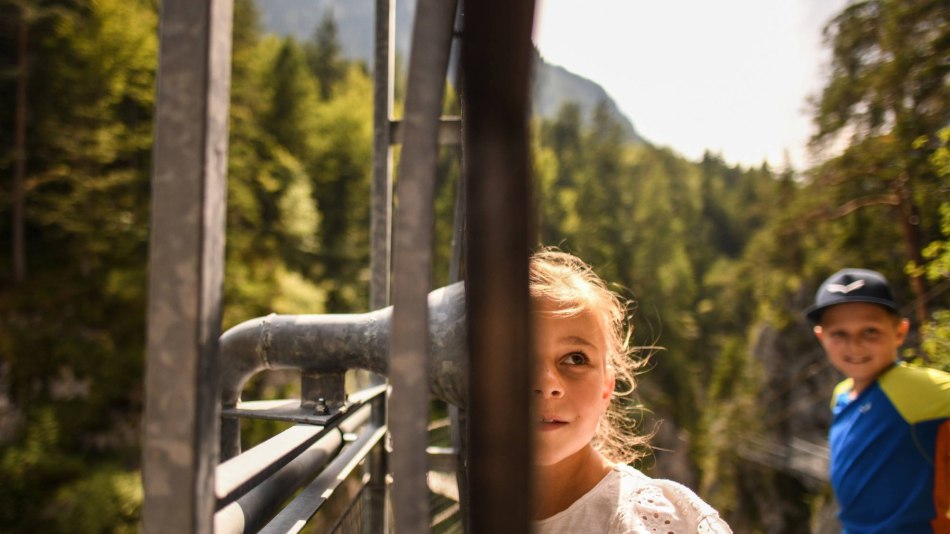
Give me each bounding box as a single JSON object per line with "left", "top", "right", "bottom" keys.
{"left": 529, "top": 250, "right": 731, "bottom": 533}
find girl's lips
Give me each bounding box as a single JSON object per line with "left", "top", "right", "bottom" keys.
{"left": 538, "top": 415, "right": 568, "bottom": 431}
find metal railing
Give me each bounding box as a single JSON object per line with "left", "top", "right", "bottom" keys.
{"left": 142, "top": 0, "right": 538, "bottom": 530}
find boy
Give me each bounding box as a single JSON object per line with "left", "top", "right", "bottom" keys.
{"left": 805, "top": 268, "right": 950, "bottom": 534}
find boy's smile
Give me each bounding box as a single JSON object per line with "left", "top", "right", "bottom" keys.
{"left": 531, "top": 300, "right": 615, "bottom": 466}
{"left": 813, "top": 302, "right": 909, "bottom": 395}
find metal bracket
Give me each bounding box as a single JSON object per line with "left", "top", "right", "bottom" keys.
{"left": 222, "top": 384, "right": 388, "bottom": 427}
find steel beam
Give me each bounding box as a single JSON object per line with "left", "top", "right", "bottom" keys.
{"left": 142, "top": 0, "right": 233, "bottom": 532}
{"left": 389, "top": 0, "right": 459, "bottom": 531}
{"left": 462, "top": 0, "right": 537, "bottom": 531}
{"left": 371, "top": 0, "right": 395, "bottom": 311}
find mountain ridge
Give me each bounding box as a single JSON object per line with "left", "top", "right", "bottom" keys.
{"left": 255, "top": 0, "right": 645, "bottom": 144}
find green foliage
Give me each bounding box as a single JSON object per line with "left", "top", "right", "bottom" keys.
{"left": 0, "top": 0, "right": 375, "bottom": 530}
{"left": 919, "top": 310, "right": 950, "bottom": 373}
{"left": 0, "top": 408, "right": 84, "bottom": 530}
{"left": 533, "top": 101, "right": 782, "bottom": 465}
{"left": 810, "top": 0, "right": 949, "bottom": 325}
{"left": 49, "top": 467, "right": 142, "bottom": 533}
{"left": 305, "top": 64, "right": 374, "bottom": 311}
{"left": 813, "top": 0, "right": 948, "bottom": 144}
{"left": 1, "top": 0, "right": 154, "bottom": 433}
{"left": 909, "top": 127, "right": 950, "bottom": 370}
{"left": 305, "top": 12, "right": 347, "bottom": 100}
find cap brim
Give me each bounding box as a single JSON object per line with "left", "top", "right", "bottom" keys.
{"left": 804, "top": 297, "right": 899, "bottom": 323}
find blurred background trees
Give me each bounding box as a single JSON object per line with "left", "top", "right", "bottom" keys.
{"left": 0, "top": 0, "right": 946, "bottom": 531}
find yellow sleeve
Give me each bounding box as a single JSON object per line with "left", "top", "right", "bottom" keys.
{"left": 879, "top": 363, "right": 950, "bottom": 424}
{"left": 830, "top": 378, "right": 854, "bottom": 409}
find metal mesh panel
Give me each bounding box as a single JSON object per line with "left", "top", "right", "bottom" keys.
{"left": 331, "top": 484, "right": 368, "bottom": 534}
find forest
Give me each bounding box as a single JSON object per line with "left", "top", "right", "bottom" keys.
{"left": 0, "top": 0, "right": 947, "bottom": 532}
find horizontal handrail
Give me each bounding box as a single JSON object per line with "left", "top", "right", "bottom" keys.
{"left": 215, "top": 391, "right": 380, "bottom": 507}
{"left": 214, "top": 429, "right": 342, "bottom": 534}
{"left": 260, "top": 408, "right": 388, "bottom": 532}
{"left": 213, "top": 388, "right": 383, "bottom": 533}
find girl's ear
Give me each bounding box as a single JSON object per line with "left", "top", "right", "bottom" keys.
{"left": 602, "top": 368, "right": 615, "bottom": 406}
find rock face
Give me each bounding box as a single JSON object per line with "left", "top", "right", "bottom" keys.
{"left": 742, "top": 306, "right": 841, "bottom": 533}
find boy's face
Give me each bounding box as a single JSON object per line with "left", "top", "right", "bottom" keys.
{"left": 813, "top": 302, "right": 909, "bottom": 393}
{"left": 531, "top": 300, "right": 615, "bottom": 467}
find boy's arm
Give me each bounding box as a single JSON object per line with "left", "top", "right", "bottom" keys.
{"left": 879, "top": 365, "right": 950, "bottom": 531}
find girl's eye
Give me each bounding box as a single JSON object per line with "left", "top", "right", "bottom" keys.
{"left": 562, "top": 352, "right": 589, "bottom": 366}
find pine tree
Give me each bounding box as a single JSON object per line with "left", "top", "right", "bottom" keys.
{"left": 810, "top": 0, "right": 950, "bottom": 325}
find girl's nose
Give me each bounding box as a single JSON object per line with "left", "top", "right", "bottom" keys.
{"left": 533, "top": 364, "right": 564, "bottom": 398}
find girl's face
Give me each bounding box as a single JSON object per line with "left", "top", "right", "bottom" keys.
{"left": 532, "top": 299, "right": 615, "bottom": 466}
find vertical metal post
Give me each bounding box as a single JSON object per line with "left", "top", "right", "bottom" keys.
{"left": 371, "top": 0, "right": 395, "bottom": 312}
{"left": 369, "top": 1, "right": 394, "bottom": 532}
{"left": 142, "top": 0, "right": 233, "bottom": 532}
{"left": 462, "top": 0, "right": 537, "bottom": 531}
{"left": 448, "top": 80, "right": 469, "bottom": 533}
{"left": 389, "top": 0, "right": 459, "bottom": 532}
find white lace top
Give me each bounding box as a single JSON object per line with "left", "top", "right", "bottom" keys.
{"left": 532, "top": 464, "right": 732, "bottom": 534}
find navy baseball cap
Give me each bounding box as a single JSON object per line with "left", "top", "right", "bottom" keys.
{"left": 804, "top": 268, "right": 900, "bottom": 323}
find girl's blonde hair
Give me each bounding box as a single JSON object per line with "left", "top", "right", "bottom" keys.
{"left": 529, "top": 248, "right": 650, "bottom": 464}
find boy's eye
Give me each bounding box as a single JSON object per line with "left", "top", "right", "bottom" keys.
{"left": 862, "top": 328, "right": 881, "bottom": 339}
{"left": 562, "top": 352, "right": 589, "bottom": 366}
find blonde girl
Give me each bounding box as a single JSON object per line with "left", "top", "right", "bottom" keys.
{"left": 529, "top": 249, "right": 731, "bottom": 533}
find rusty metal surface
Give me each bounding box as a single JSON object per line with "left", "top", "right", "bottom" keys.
{"left": 462, "top": 0, "right": 538, "bottom": 531}
{"left": 142, "top": 0, "right": 233, "bottom": 532}
{"left": 388, "top": 0, "right": 460, "bottom": 531}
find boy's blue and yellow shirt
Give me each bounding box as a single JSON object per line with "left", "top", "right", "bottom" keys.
{"left": 830, "top": 362, "right": 950, "bottom": 534}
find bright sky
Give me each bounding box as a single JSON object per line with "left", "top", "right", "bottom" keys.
{"left": 533, "top": 0, "right": 849, "bottom": 170}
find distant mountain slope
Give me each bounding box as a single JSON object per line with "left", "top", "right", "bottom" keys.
{"left": 255, "top": 0, "right": 645, "bottom": 144}
{"left": 532, "top": 53, "right": 644, "bottom": 144}
{"left": 255, "top": 0, "right": 416, "bottom": 64}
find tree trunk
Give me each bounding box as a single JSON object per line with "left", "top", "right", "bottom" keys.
{"left": 894, "top": 173, "right": 929, "bottom": 338}
{"left": 12, "top": 17, "right": 28, "bottom": 283}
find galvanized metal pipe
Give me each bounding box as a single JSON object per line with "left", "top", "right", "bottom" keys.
{"left": 259, "top": 395, "right": 387, "bottom": 533}
{"left": 219, "top": 282, "right": 467, "bottom": 457}
{"left": 213, "top": 430, "right": 343, "bottom": 534}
